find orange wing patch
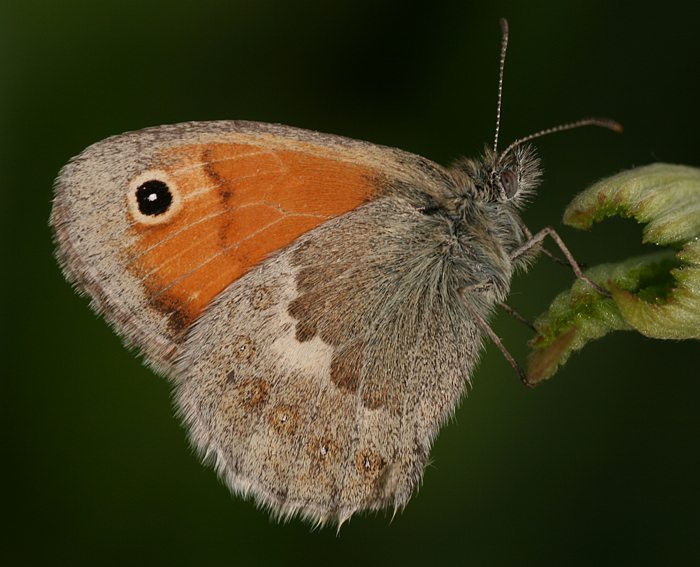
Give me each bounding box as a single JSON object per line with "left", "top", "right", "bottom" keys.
{"left": 127, "top": 142, "right": 380, "bottom": 332}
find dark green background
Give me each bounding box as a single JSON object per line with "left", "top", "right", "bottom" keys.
{"left": 3, "top": 0, "right": 699, "bottom": 565}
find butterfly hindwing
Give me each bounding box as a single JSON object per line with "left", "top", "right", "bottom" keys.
{"left": 176, "top": 196, "right": 481, "bottom": 524}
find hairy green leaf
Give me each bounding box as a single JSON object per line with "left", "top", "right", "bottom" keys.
{"left": 527, "top": 164, "right": 700, "bottom": 385}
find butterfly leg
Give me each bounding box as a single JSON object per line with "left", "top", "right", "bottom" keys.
{"left": 518, "top": 222, "right": 569, "bottom": 267}
{"left": 512, "top": 226, "right": 609, "bottom": 297}
{"left": 459, "top": 287, "right": 530, "bottom": 386}
{"left": 498, "top": 302, "right": 536, "bottom": 331}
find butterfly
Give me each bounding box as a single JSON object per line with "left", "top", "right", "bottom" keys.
{"left": 50, "top": 19, "right": 619, "bottom": 526}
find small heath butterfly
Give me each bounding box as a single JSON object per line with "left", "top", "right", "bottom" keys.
{"left": 50, "top": 19, "right": 620, "bottom": 526}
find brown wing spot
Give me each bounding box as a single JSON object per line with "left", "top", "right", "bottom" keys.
{"left": 201, "top": 147, "right": 232, "bottom": 205}
{"left": 287, "top": 280, "right": 358, "bottom": 345}
{"left": 232, "top": 335, "right": 256, "bottom": 362}
{"left": 267, "top": 404, "right": 300, "bottom": 434}
{"left": 330, "top": 343, "right": 362, "bottom": 393}
{"left": 308, "top": 435, "right": 339, "bottom": 465}
{"left": 126, "top": 141, "right": 380, "bottom": 330}
{"left": 355, "top": 448, "right": 385, "bottom": 480}
{"left": 288, "top": 295, "right": 318, "bottom": 342}
{"left": 228, "top": 376, "right": 271, "bottom": 410}
{"left": 149, "top": 293, "right": 196, "bottom": 337}
{"left": 286, "top": 250, "right": 364, "bottom": 347}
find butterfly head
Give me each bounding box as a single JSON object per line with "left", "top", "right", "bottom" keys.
{"left": 449, "top": 18, "right": 621, "bottom": 212}
{"left": 469, "top": 144, "right": 543, "bottom": 205}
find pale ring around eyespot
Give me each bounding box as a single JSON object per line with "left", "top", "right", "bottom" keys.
{"left": 127, "top": 170, "right": 183, "bottom": 225}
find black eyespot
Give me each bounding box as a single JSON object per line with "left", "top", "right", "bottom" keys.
{"left": 135, "top": 180, "right": 173, "bottom": 216}
{"left": 499, "top": 170, "right": 519, "bottom": 199}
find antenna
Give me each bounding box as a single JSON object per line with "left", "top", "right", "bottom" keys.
{"left": 493, "top": 18, "right": 509, "bottom": 155}
{"left": 489, "top": 19, "right": 622, "bottom": 170}
{"left": 498, "top": 118, "right": 623, "bottom": 162}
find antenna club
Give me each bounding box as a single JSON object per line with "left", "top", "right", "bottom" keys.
{"left": 496, "top": 117, "right": 623, "bottom": 166}
{"left": 588, "top": 117, "right": 624, "bottom": 133}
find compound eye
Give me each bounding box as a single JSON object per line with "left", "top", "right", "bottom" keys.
{"left": 499, "top": 169, "right": 519, "bottom": 199}
{"left": 128, "top": 171, "right": 181, "bottom": 225}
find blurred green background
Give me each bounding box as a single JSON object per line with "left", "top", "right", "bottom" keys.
{"left": 3, "top": 0, "right": 699, "bottom": 565}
